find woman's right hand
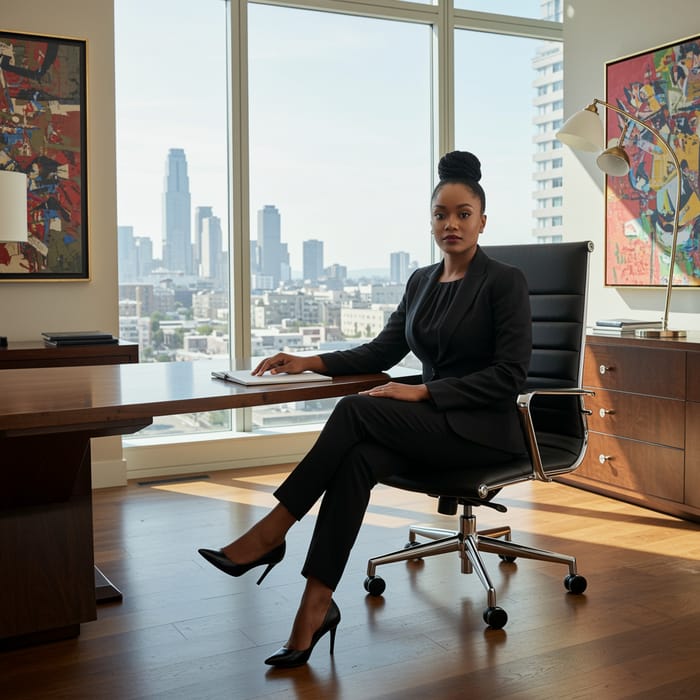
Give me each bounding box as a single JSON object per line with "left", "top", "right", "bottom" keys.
{"left": 252, "top": 353, "right": 327, "bottom": 376}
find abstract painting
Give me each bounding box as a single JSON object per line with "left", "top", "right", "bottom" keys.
{"left": 604, "top": 34, "right": 700, "bottom": 286}
{"left": 0, "top": 31, "right": 88, "bottom": 280}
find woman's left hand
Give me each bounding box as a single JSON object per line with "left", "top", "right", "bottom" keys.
{"left": 359, "top": 382, "right": 430, "bottom": 402}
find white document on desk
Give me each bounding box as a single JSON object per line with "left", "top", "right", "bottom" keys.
{"left": 211, "top": 369, "right": 333, "bottom": 386}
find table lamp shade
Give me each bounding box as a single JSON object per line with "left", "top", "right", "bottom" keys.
{"left": 0, "top": 171, "right": 28, "bottom": 243}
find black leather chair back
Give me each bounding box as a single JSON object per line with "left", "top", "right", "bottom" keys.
{"left": 483, "top": 241, "right": 592, "bottom": 444}
{"left": 379, "top": 241, "right": 593, "bottom": 503}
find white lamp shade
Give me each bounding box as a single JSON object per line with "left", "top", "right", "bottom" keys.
{"left": 556, "top": 108, "right": 604, "bottom": 152}
{"left": 596, "top": 147, "right": 631, "bottom": 177}
{"left": 0, "top": 171, "right": 28, "bottom": 243}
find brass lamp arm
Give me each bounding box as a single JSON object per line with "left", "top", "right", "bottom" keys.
{"left": 590, "top": 98, "right": 682, "bottom": 332}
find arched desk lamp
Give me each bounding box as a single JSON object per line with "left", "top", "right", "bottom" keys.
{"left": 556, "top": 99, "right": 686, "bottom": 339}
{"left": 0, "top": 170, "right": 29, "bottom": 347}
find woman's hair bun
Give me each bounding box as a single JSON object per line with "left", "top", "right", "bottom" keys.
{"left": 437, "top": 150, "right": 482, "bottom": 182}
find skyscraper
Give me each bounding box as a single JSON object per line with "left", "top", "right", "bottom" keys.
{"left": 257, "top": 204, "right": 289, "bottom": 288}
{"left": 200, "top": 214, "right": 223, "bottom": 284}
{"left": 118, "top": 225, "right": 136, "bottom": 283}
{"left": 303, "top": 239, "right": 324, "bottom": 283}
{"left": 162, "top": 148, "right": 192, "bottom": 273}
{"left": 390, "top": 251, "right": 410, "bottom": 285}
{"left": 194, "top": 205, "right": 213, "bottom": 272}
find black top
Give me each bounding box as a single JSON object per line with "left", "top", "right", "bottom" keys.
{"left": 414, "top": 279, "right": 462, "bottom": 359}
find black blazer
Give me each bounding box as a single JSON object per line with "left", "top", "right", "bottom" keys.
{"left": 320, "top": 246, "right": 532, "bottom": 454}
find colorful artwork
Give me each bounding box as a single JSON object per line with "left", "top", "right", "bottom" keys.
{"left": 0, "top": 31, "right": 87, "bottom": 280}
{"left": 605, "top": 35, "right": 700, "bottom": 287}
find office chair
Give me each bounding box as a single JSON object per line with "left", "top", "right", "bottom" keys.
{"left": 363, "top": 241, "right": 594, "bottom": 629}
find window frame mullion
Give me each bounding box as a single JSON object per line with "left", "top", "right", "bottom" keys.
{"left": 228, "top": 0, "right": 253, "bottom": 431}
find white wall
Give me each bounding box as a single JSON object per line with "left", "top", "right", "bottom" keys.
{"left": 1, "top": 0, "right": 125, "bottom": 486}
{"left": 563, "top": 0, "right": 700, "bottom": 329}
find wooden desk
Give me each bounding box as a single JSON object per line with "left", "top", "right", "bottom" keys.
{"left": 0, "top": 339, "right": 140, "bottom": 607}
{"left": 0, "top": 361, "right": 399, "bottom": 649}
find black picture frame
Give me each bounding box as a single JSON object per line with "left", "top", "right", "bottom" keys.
{"left": 0, "top": 30, "right": 88, "bottom": 280}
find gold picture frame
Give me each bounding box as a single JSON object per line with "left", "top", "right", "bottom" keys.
{"left": 604, "top": 34, "right": 700, "bottom": 287}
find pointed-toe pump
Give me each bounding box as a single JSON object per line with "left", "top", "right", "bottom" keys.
{"left": 264, "top": 599, "right": 341, "bottom": 669}
{"left": 198, "top": 541, "right": 286, "bottom": 585}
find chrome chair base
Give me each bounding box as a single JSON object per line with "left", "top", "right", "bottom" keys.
{"left": 364, "top": 503, "right": 586, "bottom": 627}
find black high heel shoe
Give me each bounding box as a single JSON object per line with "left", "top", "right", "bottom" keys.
{"left": 264, "top": 599, "right": 341, "bottom": 669}
{"left": 197, "top": 541, "right": 286, "bottom": 585}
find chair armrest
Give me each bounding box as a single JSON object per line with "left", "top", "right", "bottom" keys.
{"left": 516, "top": 387, "right": 595, "bottom": 483}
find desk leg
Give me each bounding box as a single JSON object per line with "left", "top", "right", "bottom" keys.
{"left": 0, "top": 432, "right": 97, "bottom": 647}
{"left": 95, "top": 566, "right": 123, "bottom": 603}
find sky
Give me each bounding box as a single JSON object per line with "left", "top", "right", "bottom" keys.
{"left": 114, "top": 0, "right": 552, "bottom": 272}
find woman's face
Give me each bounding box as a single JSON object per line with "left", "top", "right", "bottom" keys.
{"left": 431, "top": 182, "right": 486, "bottom": 260}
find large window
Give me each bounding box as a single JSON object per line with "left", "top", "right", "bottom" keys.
{"left": 114, "top": 0, "right": 563, "bottom": 452}
{"left": 115, "top": 0, "right": 231, "bottom": 436}
{"left": 455, "top": 1, "right": 562, "bottom": 21}
{"left": 246, "top": 5, "right": 431, "bottom": 429}
{"left": 454, "top": 27, "right": 562, "bottom": 244}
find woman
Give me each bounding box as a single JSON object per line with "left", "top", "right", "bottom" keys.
{"left": 199, "top": 150, "right": 532, "bottom": 668}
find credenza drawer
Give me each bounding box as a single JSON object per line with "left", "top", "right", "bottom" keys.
{"left": 584, "top": 344, "right": 685, "bottom": 398}
{"left": 579, "top": 433, "right": 684, "bottom": 502}
{"left": 686, "top": 402, "right": 700, "bottom": 508}
{"left": 585, "top": 389, "right": 685, "bottom": 448}
{"left": 688, "top": 352, "right": 700, "bottom": 402}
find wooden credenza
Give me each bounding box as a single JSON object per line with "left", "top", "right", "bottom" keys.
{"left": 559, "top": 333, "right": 700, "bottom": 522}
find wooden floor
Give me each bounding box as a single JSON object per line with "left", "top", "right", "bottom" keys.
{"left": 2, "top": 465, "right": 700, "bottom": 699}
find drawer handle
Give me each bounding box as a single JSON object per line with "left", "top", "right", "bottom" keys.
{"left": 598, "top": 454, "right": 613, "bottom": 464}
{"left": 598, "top": 408, "right": 615, "bottom": 418}
{"left": 599, "top": 364, "right": 615, "bottom": 375}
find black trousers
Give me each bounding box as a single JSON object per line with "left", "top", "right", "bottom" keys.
{"left": 274, "top": 394, "right": 515, "bottom": 591}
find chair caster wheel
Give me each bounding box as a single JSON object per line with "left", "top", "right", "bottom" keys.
{"left": 499, "top": 554, "right": 517, "bottom": 563}
{"left": 483, "top": 606, "right": 508, "bottom": 629}
{"left": 564, "top": 574, "right": 587, "bottom": 594}
{"left": 364, "top": 575, "right": 386, "bottom": 597}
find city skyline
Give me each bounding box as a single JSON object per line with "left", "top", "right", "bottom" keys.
{"left": 148, "top": 155, "right": 417, "bottom": 279}
{"left": 115, "top": 1, "right": 558, "bottom": 274}
{"left": 145, "top": 143, "right": 420, "bottom": 280}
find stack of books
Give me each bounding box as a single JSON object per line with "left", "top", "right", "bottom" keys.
{"left": 592, "top": 319, "right": 663, "bottom": 336}
{"left": 42, "top": 331, "right": 118, "bottom": 346}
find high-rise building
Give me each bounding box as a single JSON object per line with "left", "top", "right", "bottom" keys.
{"left": 118, "top": 226, "right": 155, "bottom": 281}
{"left": 532, "top": 0, "right": 564, "bottom": 243}
{"left": 134, "top": 236, "right": 154, "bottom": 278}
{"left": 162, "top": 148, "right": 192, "bottom": 273}
{"left": 118, "top": 225, "right": 136, "bottom": 282}
{"left": 194, "top": 205, "right": 213, "bottom": 272}
{"left": 303, "top": 239, "right": 324, "bottom": 283}
{"left": 200, "top": 214, "right": 223, "bottom": 284}
{"left": 390, "top": 251, "right": 410, "bottom": 284}
{"left": 324, "top": 263, "right": 347, "bottom": 290}
{"left": 256, "top": 204, "right": 289, "bottom": 288}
